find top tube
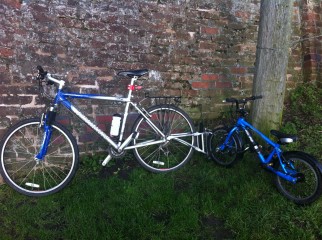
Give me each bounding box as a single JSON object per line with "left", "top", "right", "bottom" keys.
{"left": 237, "top": 118, "right": 279, "bottom": 148}
{"left": 62, "top": 92, "right": 129, "bottom": 102}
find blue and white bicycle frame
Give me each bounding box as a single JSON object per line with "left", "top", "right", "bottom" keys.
{"left": 221, "top": 117, "right": 299, "bottom": 183}
{"left": 35, "top": 74, "right": 207, "bottom": 166}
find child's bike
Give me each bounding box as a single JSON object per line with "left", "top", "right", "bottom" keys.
{"left": 208, "top": 96, "right": 322, "bottom": 205}
{"left": 0, "top": 66, "right": 210, "bottom": 196}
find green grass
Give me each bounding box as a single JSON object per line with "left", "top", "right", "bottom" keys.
{"left": 1, "top": 152, "right": 322, "bottom": 240}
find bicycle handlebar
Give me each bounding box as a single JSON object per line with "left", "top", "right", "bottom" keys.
{"left": 223, "top": 95, "right": 262, "bottom": 114}
{"left": 36, "top": 65, "right": 65, "bottom": 88}
{"left": 224, "top": 95, "right": 262, "bottom": 104}
{"left": 36, "top": 65, "right": 47, "bottom": 80}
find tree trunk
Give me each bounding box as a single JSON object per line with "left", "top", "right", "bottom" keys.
{"left": 251, "top": 0, "right": 294, "bottom": 136}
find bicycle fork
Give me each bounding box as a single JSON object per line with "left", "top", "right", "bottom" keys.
{"left": 35, "top": 107, "right": 56, "bottom": 161}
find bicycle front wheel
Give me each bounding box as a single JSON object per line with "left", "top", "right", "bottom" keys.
{"left": 0, "top": 118, "right": 79, "bottom": 197}
{"left": 275, "top": 152, "right": 322, "bottom": 205}
{"left": 208, "top": 127, "right": 242, "bottom": 167}
{"left": 132, "top": 104, "right": 195, "bottom": 173}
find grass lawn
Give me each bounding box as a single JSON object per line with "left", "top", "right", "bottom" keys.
{"left": 0, "top": 152, "right": 321, "bottom": 240}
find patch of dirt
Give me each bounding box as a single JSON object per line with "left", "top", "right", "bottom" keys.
{"left": 99, "top": 156, "right": 139, "bottom": 180}
{"left": 199, "top": 215, "right": 236, "bottom": 240}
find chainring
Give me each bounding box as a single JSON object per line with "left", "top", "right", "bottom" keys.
{"left": 108, "top": 146, "right": 126, "bottom": 158}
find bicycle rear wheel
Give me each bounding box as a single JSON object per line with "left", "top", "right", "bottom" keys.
{"left": 208, "top": 127, "right": 242, "bottom": 167}
{"left": 132, "top": 104, "right": 195, "bottom": 173}
{"left": 275, "top": 152, "right": 322, "bottom": 205}
{"left": 0, "top": 118, "right": 79, "bottom": 196}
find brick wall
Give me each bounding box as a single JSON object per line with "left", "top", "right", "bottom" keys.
{"left": 0, "top": 0, "right": 321, "bottom": 160}
{"left": 299, "top": 0, "right": 322, "bottom": 85}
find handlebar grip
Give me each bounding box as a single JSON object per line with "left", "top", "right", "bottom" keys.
{"left": 225, "top": 98, "right": 237, "bottom": 103}
{"left": 37, "top": 65, "right": 45, "bottom": 73}
{"left": 253, "top": 95, "right": 263, "bottom": 100}
{"left": 36, "top": 65, "right": 47, "bottom": 80}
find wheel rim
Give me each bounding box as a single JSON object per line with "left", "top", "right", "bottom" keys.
{"left": 210, "top": 130, "right": 237, "bottom": 165}
{"left": 1, "top": 121, "right": 76, "bottom": 195}
{"left": 133, "top": 107, "right": 194, "bottom": 171}
{"left": 277, "top": 158, "right": 319, "bottom": 201}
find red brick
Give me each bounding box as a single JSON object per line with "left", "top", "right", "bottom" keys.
{"left": 303, "top": 60, "right": 317, "bottom": 69}
{"left": 96, "top": 115, "right": 112, "bottom": 124}
{"left": 201, "top": 26, "right": 220, "bottom": 35}
{"left": 57, "top": 118, "right": 71, "bottom": 126}
{"left": 98, "top": 123, "right": 107, "bottom": 132}
{"left": 216, "top": 82, "right": 232, "bottom": 88}
{"left": 234, "top": 11, "right": 251, "bottom": 20}
{"left": 191, "top": 82, "right": 209, "bottom": 89}
{"left": 201, "top": 74, "right": 221, "bottom": 81}
{"left": 302, "top": 12, "right": 320, "bottom": 22}
{"left": 231, "top": 67, "right": 248, "bottom": 74}
{"left": 199, "top": 42, "right": 217, "bottom": 50}
{"left": 0, "top": 47, "right": 14, "bottom": 58}
{"left": 2, "top": 0, "right": 21, "bottom": 9}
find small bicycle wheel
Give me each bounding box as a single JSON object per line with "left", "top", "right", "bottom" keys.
{"left": 132, "top": 104, "right": 195, "bottom": 173}
{"left": 275, "top": 152, "right": 322, "bottom": 205}
{"left": 208, "top": 127, "right": 241, "bottom": 167}
{"left": 0, "top": 118, "right": 79, "bottom": 197}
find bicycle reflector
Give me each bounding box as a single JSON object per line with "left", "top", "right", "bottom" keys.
{"left": 128, "top": 85, "right": 143, "bottom": 90}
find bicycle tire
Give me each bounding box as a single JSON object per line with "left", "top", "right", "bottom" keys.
{"left": 132, "top": 104, "right": 195, "bottom": 173}
{"left": 274, "top": 152, "right": 322, "bottom": 205}
{"left": 208, "top": 127, "right": 242, "bottom": 167}
{"left": 0, "top": 118, "right": 79, "bottom": 196}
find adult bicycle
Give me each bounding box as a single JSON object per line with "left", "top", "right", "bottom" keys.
{"left": 0, "top": 66, "right": 209, "bottom": 196}
{"left": 208, "top": 96, "right": 322, "bottom": 205}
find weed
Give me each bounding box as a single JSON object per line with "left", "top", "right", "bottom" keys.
{"left": 282, "top": 83, "right": 322, "bottom": 157}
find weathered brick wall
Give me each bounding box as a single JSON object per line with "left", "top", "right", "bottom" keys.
{"left": 299, "top": 0, "right": 322, "bottom": 86}
{"left": 0, "top": 0, "right": 320, "bottom": 160}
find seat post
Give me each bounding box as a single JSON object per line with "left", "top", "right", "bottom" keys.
{"left": 127, "top": 75, "right": 138, "bottom": 100}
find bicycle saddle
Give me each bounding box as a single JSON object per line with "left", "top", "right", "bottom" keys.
{"left": 117, "top": 69, "right": 149, "bottom": 78}
{"left": 270, "top": 130, "right": 298, "bottom": 144}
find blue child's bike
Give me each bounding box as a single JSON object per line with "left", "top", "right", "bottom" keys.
{"left": 208, "top": 96, "right": 322, "bottom": 205}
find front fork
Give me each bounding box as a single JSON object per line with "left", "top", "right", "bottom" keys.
{"left": 35, "top": 106, "right": 57, "bottom": 161}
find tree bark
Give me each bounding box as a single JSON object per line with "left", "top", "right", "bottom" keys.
{"left": 251, "top": 0, "right": 294, "bottom": 135}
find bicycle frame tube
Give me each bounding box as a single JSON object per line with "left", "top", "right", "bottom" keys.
{"left": 221, "top": 118, "right": 280, "bottom": 163}
{"left": 38, "top": 87, "right": 168, "bottom": 155}
{"left": 223, "top": 117, "right": 299, "bottom": 183}
{"left": 36, "top": 75, "right": 199, "bottom": 162}
{"left": 238, "top": 118, "right": 280, "bottom": 160}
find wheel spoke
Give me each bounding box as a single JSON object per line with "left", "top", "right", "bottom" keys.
{"left": 0, "top": 119, "right": 78, "bottom": 196}
{"left": 275, "top": 153, "right": 322, "bottom": 205}
{"left": 133, "top": 105, "right": 194, "bottom": 172}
